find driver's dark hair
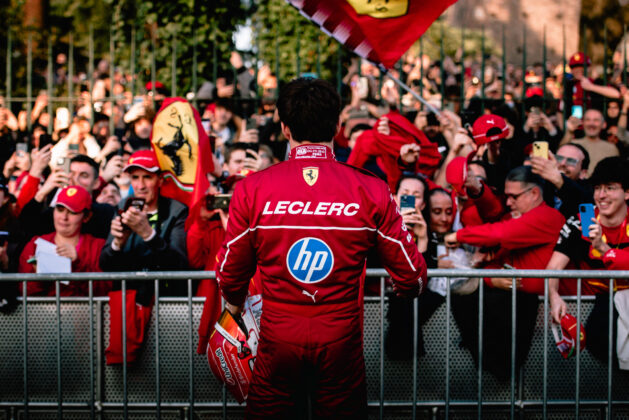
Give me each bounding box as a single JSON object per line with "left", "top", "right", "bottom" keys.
{"left": 277, "top": 78, "right": 341, "bottom": 143}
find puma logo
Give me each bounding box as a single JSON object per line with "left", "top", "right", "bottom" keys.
{"left": 302, "top": 289, "right": 318, "bottom": 303}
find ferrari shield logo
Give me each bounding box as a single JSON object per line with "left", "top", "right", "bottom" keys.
{"left": 347, "top": 0, "right": 409, "bottom": 18}
{"left": 303, "top": 167, "right": 319, "bottom": 186}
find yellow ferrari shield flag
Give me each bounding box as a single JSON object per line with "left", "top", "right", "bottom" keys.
{"left": 151, "top": 97, "right": 213, "bottom": 207}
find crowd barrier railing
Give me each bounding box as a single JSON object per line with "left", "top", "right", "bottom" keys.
{"left": 0, "top": 268, "right": 628, "bottom": 420}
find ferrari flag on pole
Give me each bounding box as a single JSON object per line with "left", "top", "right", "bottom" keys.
{"left": 151, "top": 97, "right": 213, "bottom": 208}
{"left": 286, "top": 0, "right": 458, "bottom": 69}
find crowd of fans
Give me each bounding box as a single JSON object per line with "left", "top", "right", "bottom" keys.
{"left": 0, "top": 45, "right": 628, "bottom": 376}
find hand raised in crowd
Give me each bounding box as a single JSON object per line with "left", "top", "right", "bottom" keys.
{"left": 438, "top": 109, "right": 461, "bottom": 136}
{"left": 29, "top": 144, "right": 52, "bottom": 179}
{"left": 15, "top": 147, "right": 31, "bottom": 172}
{"left": 239, "top": 128, "right": 259, "bottom": 143}
{"left": 565, "top": 115, "right": 581, "bottom": 133}
{"left": 529, "top": 151, "right": 563, "bottom": 188}
{"left": 588, "top": 219, "right": 611, "bottom": 256}
{"left": 401, "top": 207, "right": 427, "bottom": 241}
{"left": 110, "top": 216, "right": 132, "bottom": 249}
{"left": 524, "top": 112, "right": 541, "bottom": 132}
{"left": 99, "top": 136, "right": 122, "bottom": 159}
{"left": 437, "top": 252, "right": 455, "bottom": 269}
{"left": 451, "top": 128, "right": 475, "bottom": 156}
{"left": 120, "top": 206, "right": 153, "bottom": 241}
{"left": 399, "top": 143, "right": 420, "bottom": 165}
{"left": 56, "top": 243, "right": 78, "bottom": 262}
{"left": 35, "top": 168, "right": 70, "bottom": 202}
{"left": 376, "top": 117, "right": 390, "bottom": 136}
{"left": 2, "top": 153, "right": 16, "bottom": 179}
{"left": 463, "top": 169, "right": 483, "bottom": 196}
{"left": 578, "top": 77, "right": 595, "bottom": 92}
{"left": 101, "top": 155, "right": 125, "bottom": 182}
{"left": 243, "top": 149, "right": 264, "bottom": 172}
{"left": 443, "top": 232, "right": 458, "bottom": 248}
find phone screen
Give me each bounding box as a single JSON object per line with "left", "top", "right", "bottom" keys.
{"left": 571, "top": 105, "right": 583, "bottom": 119}
{"left": 579, "top": 203, "right": 596, "bottom": 239}
{"left": 400, "top": 194, "right": 416, "bottom": 212}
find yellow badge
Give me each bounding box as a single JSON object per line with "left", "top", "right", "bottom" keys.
{"left": 347, "top": 0, "right": 409, "bottom": 18}
{"left": 303, "top": 167, "right": 319, "bottom": 186}
{"left": 66, "top": 187, "right": 77, "bottom": 197}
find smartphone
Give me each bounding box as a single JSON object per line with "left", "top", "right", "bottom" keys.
{"left": 241, "top": 142, "right": 259, "bottom": 159}
{"left": 0, "top": 231, "right": 9, "bottom": 246}
{"left": 357, "top": 76, "right": 369, "bottom": 99}
{"left": 68, "top": 143, "right": 79, "bottom": 152}
{"left": 38, "top": 133, "right": 53, "bottom": 149}
{"left": 530, "top": 106, "right": 541, "bottom": 115}
{"left": 579, "top": 203, "right": 596, "bottom": 239}
{"left": 16, "top": 143, "right": 28, "bottom": 157}
{"left": 400, "top": 194, "right": 416, "bottom": 212}
{"left": 245, "top": 118, "right": 257, "bottom": 131}
{"left": 206, "top": 194, "right": 232, "bottom": 210}
{"left": 201, "top": 118, "right": 211, "bottom": 134}
{"left": 123, "top": 197, "right": 146, "bottom": 212}
{"left": 57, "top": 157, "right": 71, "bottom": 174}
{"left": 532, "top": 141, "right": 549, "bottom": 159}
{"left": 571, "top": 105, "right": 583, "bottom": 119}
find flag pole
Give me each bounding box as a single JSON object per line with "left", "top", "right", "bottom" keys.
{"left": 378, "top": 64, "right": 441, "bottom": 116}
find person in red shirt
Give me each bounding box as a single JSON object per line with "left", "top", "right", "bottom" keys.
{"left": 216, "top": 78, "right": 427, "bottom": 417}
{"left": 19, "top": 185, "right": 109, "bottom": 296}
{"left": 444, "top": 165, "right": 565, "bottom": 380}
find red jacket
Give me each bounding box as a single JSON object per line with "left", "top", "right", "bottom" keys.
{"left": 456, "top": 203, "right": 565, "bottom": 294}
{"left": 19, "top": 232, "right": 110, "bottom": 296}
{"left": 217, "top": 144, "right": 426, "bottom": 314}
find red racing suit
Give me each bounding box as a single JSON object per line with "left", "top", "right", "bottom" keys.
{"left": 216, "top": 144, "right": 426, "bottom": 418}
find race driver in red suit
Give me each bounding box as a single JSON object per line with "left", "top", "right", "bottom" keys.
{"left": 216, "top": 78, "right": 427, "bottom": 419}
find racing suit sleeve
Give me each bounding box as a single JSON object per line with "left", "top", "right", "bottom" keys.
{"left": 375, "top": 187, "right": 426, "bottom": 297}
{"left": 216, "top": 182, "right": 257, "bottom": 307}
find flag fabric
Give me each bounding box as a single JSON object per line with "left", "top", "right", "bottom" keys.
{"left": 150, "top": 98, "right": 214, "bottom": 208}
{"left": 347, "top": 110, "right": 442, "bottom": 192}
{"left": 286, "top": 0, "right": 458, "bottom": 69}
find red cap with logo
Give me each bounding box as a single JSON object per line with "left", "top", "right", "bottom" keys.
{"left": 551, "top": 313, "right": 586, "bottom": 359}
{"left": 124, "top": 150, "right": 161, "bottom": 173}
{"left": 472, "top": 114, "right": 509, "bottom": 146}
{"left": 569, "top": 52, "right": 591, "bottom": 67}
{"left": 56, "top": 185, "right": 92, "bottom": 213}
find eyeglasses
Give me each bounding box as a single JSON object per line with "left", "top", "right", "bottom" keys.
{"left": 594, "top": 184, "right": 622, "bottom": 193}
{"left": 505, "top": 187, "right": 533, "bottom": 201}
{"left": 555, "top": 155, "right": 580, "bottom": 167}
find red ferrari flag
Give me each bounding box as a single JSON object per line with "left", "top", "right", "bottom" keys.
{"left": 286, "top": 0, "right": 458, "bottom": 69}
{"left": 150, "top": 97, "right": 214, "bottom": 207}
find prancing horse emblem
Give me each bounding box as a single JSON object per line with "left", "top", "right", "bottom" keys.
{"left": 303, "top": 167, "right": 319, "bottom": 186}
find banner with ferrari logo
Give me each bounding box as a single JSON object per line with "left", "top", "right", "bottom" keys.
{"left": 151, "top": 97, "right": 214, "bottom": 208}
{"left": 286, "top": 0, "right": 458, "bottom": 69}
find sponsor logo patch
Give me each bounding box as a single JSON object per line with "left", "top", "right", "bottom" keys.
{"left": 303, "top": 167, "right": 319, "bottom": 186}
{"left": 287, "top": 238, "right": 334, "bottom": 284}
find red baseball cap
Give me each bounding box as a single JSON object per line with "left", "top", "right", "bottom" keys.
{"left": 56, "top": 185, "right": 92, "bottom": 213}
{"left": 525, "top": 86, "right": 544, "bottom": 98}
{"left": 446, "top": 157, "right": 468, "bottom": 195}
{"left": 145, "top": 81, "right": 166, "bottom": 92}
{"left": 551, "top": 313, "right": 586, "bottom": 359}
{"left": 472, "top": 114, "right": 509, "bottom": 146}
{"left": 569, "top": 52, "right": 591, "bottom": 68}
{"left": 124, "top": 150, "right": 161, "bottom": 173}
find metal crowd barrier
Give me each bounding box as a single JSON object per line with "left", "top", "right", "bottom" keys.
{"left": 1, "top": 269, "right": 629, "bottom": 420}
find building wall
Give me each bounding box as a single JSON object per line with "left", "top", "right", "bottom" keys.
{"left": 447, "top": 0, "right": 582, "bottom": 65}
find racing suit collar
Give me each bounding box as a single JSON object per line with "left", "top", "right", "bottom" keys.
{"left": 289, "top": 144, "right": 335, "bottom": 161}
